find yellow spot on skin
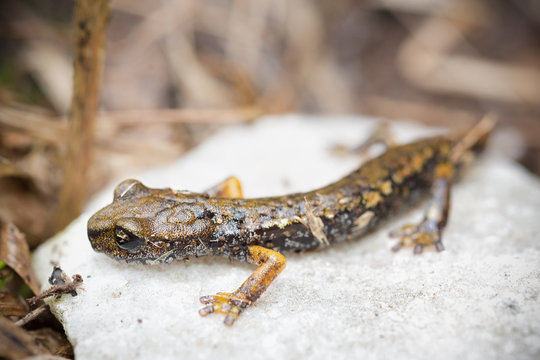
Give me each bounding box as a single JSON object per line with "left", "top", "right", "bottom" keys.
{"left": 323, "top": 209, "right": 335, "bottom": 219}
{"left": 393, "top": 162, "right": 413, "bottom": 184}
{"left": 440, "top": 143, "right": 451, "bottom": 155}
{"left": 399, "top": 165, "right": 412, "bottom": 179}
{"left": 363, "top": 191, "right": 382, "bottom": 208}
{"left": 411, "top": 154, "right": 424, "bottom": 172}
{"left": 380, "top": 180, "right": 392, "bottom": 195}
{"left": 435, "top": 163, "right": 454, "bottom": 180}
{"left": 423, "top": 147, "right": 433, "bottom": 159}
{"left": 278, "top": 218, "right": 290, "bottom": 229}
{"left": 261, "top": 219, "right": 273, "bottom": 229}
{"left": 262, "top": 218, "right": 291, "bottom": 229}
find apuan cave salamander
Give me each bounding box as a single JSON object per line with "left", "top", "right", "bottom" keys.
{"left": 87, "top": 117, "right": 495, "bottom": 326}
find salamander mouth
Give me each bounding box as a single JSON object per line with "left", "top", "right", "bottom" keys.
{"left": 87, "top": 228, "right": 173, "bottom": 264}
{"left": 87, "top": 228, "right": 104, "bottom": 251}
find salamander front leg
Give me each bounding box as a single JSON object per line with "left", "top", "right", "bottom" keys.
{"left": 203, "top": 176, "right": 243, "bottom": 198}
{"left": 199, "top": 245, "right": 286, "bottom": 326}
{"left": 390, "top": 163, "right": 454, "bottom": 254}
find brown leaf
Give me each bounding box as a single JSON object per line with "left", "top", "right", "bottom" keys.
{"left": 0, "top": 316, "right": 48, "bottom": 359}
{"left": 0, "top": 179, "right": 54, "bottom": 248}
{"left": 0, "top": 157, "right": 29, "bottom": 178}
{"left": 0, "top": 221, "right": 41, "bottom": 294}
{"left": 28, "top": 328, "right": 74, "bottom": 358}
{"left": 0, "top": 291, "right": 28, "bottom": 316}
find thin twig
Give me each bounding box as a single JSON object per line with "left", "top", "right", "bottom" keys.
{"left": 27, "top": 274, "right": 84, "bottom": 307}
{"left": 54, "top": 0, "right": 110, "bottom": 231}
{"left": 15, "top": 304, "right": 49, "bottom": 327}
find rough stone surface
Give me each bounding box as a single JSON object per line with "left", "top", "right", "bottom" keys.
{"left": 33, "top": 116, "right": 540, "bottom": 360}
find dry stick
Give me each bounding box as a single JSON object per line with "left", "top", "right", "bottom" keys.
{"left": 98, "top": 106, "right": 262, "bottom": 125}
{"left": 27, "top": 274, "right": 84, "bottom": 307}
{"left": 15, "top": 304, "right": 49, "bottom": 327}
{"left": 54, "top": 0, "right": 110, "bottom": 231}
{"left": 0, "top": 107, "right": 67, "bottom": 144}
{"left": 0, "top": 105, "right": 259, "bottom": 140}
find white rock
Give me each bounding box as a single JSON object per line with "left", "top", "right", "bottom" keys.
{"left": 33, "top": 115, "right": 540, "bottom": 360}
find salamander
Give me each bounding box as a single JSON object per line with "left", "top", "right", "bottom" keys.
{"left": 87, "top": 117, "right": 495, "bottom": 326}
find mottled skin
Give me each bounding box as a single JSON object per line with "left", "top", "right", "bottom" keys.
{"left": 88, "top": 137, "right": 451, "bottom": 263}
{"left": 87, "top": 119, "right": 494, "bottom": 325}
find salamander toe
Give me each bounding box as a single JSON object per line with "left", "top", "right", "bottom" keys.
{"left": 199, "top": 292, "right": 250, "bottom": 326}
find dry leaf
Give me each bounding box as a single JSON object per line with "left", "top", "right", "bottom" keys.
{"left": 0, "top": 316, "right": 48, "bottom": 359}
{"left": 0, "top": 291, "right": 28, "bottom": 316}
{"left": 28, "top": 327, "right": 74, "bottom": 358}
{"left": 0, "top": 221, "right": 41, "bottom": 294}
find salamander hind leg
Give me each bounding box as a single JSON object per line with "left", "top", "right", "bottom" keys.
{"left": 199, "top": 246, "right": 286, "bottom": 326}
{"left": 354, "top": 121, "right": 397, "bottom": 155}
{"left": 333, "top": 121, "right": 397, "bottom": 157}
{"left": 390, "top": 163, "right": 454, "bottom": 254}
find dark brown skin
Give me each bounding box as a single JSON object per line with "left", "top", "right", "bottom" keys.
{"left": 87, "top": 118, "right": 495, "bottom": 325}
{"left": 88, "top": 137, "right": 452, "bottom": 262}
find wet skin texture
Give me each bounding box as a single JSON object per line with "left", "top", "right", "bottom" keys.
{"left": 87, "top": 121, "right": 493, "bottom": 325}
{"left": 88, "top": 137, "right": 453, "bottom": 263}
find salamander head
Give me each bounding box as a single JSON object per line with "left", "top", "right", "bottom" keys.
{"left": 87, "top": 179, "right": 215, "bottom": 263}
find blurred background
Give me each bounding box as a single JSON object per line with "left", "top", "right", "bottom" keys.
{"left": 1, "top": 0, "right": 540, "bottom": 246}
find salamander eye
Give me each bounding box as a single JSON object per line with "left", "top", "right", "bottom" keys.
{"left": 115, "top": 227, "right": 144, "bottom": 253}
